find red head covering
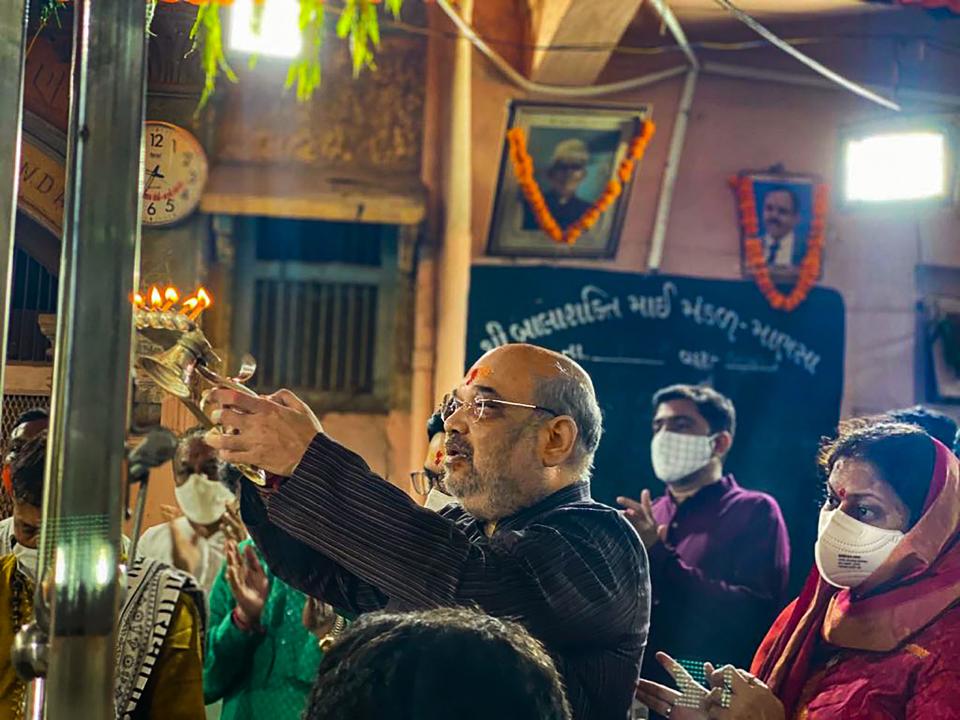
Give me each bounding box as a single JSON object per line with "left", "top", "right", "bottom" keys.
{"left": 751, "top": 439, "right": 960, "bottom": 716}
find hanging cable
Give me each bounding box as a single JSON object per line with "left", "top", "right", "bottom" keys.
{"left": 712, "top": 0, "right": 901, "bottom": 111}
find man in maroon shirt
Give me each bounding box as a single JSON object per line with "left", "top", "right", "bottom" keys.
{"left": 618, "top": 384, "right": 789, "bottom": 715}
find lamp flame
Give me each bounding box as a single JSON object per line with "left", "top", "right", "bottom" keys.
{"left": 149, "top": 286, "right": 162, "bottom": 309}
{"left": 161, "top": 286, "right": 179, "bottom": 312}
{"left": 189, "top": 287, "right": 211, "bottom": 320}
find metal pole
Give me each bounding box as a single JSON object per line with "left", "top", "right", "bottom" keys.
{"left": 647, "top": 68, "right": 698, "bottom": 272}
{"left": 40, "top": 0, "right": 148, "bottom": 717}
{"left": 433, "top": 0, "right": 473, "bottom": 399}
{"left": 0, "top": 0, "right": 30, "bottom": 400}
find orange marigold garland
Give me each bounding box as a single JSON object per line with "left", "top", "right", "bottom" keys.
{"left": 731, "top": 175, "right": 828, "bottom": 312}
{"left": 507, "top": 121, "right": 656, "bottom": 246}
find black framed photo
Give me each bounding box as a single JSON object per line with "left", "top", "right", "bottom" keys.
{"left": 487, "top": 102, "right": 652, "bottom": 259}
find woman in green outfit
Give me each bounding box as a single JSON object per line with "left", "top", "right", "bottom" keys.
{"left": 204, "top": 539, "right": 338, "bottom": 719}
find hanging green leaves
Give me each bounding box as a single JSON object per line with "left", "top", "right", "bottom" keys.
{"left": 189, "top": 3, "right": 238, "bottom": 112}
{"left": 284, "top": 0, "right": 326, "bottom": 100}
{"left": 336, "top": 0, "right": 382, "bottom": 78}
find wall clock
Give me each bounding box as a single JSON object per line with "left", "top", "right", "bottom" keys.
{"left": 142, "top": 121, "right": 209, "bottom": 227}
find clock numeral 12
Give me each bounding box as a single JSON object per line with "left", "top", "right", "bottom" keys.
{"left": 149, "top": 133, "right": 163, "bottom": 148}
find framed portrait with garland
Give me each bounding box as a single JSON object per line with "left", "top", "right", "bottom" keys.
{"left": 487, "top": 102, "right": 654, "bottom": 259}
{"left": 731, "top": 167, "right": 829, "bottom": 312}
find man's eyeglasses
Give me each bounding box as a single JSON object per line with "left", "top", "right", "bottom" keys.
{"left": 410, "top": 468, "right": 440, "bottom": 495}
{"left": 440, "top": 394, "right": 560, "bottom": 424}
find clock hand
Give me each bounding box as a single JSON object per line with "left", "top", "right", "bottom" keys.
{"left": 143, "top": 165, "right": 165, "bottom": 193}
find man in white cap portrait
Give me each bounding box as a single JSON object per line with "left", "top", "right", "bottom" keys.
{"left": 522, "top": 137, "right": 594, "bottom": 231}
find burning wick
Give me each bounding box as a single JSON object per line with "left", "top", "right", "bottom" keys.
{"left": 149, "top": 286, "right": 163, "bottom": 309}
{"left": 188, "top": 287, "right": 211, "bottom": 321}
{"left": 180, "top": 297, "right": 199, "bottom": 316}
{"left": 161, "top": 286, "right": 179, "bottom": 312}
{"left": 132, "top": 292, "right": 145, "bottom": 308}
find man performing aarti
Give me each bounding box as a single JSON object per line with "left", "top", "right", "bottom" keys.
{"left": 205, "top": 343, "right": 650, "bottom": 720}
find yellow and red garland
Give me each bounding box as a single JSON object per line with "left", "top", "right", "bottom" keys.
{"left": 507, "top": 121, "right": 656, "bottom": 246}
{"left": 730, "top": 175, "right": 829, "bottom": 312}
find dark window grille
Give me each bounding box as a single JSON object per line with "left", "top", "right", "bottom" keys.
{"left": 252, "top": 280, "right": 379, "bottom": 393}
{"left": 8, "top": 246, "right": 58, "bottom": 362}
{"left": 235, "top": 217, "right": 401, "bottom": 410}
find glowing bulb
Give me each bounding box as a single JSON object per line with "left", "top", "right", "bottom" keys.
{"left": 229, "top": 0, "right": 302, "bottom": 59}
{"left": 845, "top": 131, "right": 946, "bottom": 202}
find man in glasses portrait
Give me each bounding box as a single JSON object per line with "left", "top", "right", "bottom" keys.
{"left": 204, "top": 343, "right": 650, "bottom": 720}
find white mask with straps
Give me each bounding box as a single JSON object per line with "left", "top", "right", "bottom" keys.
{"left": 814, "top": 508, "right": 905, "bottom": 589}
{"left": 12, "top": 542, "right": 39, "bottom": 584}
{"left": 175, "top": 473, "right": 235, "bottom": 525}
{"left": 651, "top": 431, "right": 717, "bottom": 484}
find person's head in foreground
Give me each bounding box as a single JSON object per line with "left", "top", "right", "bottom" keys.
{"left": 636, "top": 419, "right": 960, "bottom": 719}
{"left": 303, "top": 607, "right": 572, "bottom": 720}
{"left": 439, "top": 343, "right": 602, "bottom": 521}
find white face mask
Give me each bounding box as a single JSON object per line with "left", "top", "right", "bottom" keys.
{"left": 13, "top": 542, "right": 38, "bottom": 583}
{"left": 175, "top": 473, "right": 235, "bottom": 525}
{"left": 814, "top": 508, "right": 905, "bottom": 589}
{"left": 424, "top": 487, "right": 457, "bottom": 513}
{"left": 651, "top": 431, "right": 717, "bottom": 484}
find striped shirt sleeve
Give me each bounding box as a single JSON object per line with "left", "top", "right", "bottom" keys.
{"left": 242, "top": 433, "right": 643, "bottom": 649}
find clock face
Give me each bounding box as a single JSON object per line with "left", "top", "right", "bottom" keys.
{"left": 142, "top": 121, "right": 209, "bottom": 227}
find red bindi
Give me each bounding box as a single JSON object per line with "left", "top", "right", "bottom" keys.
{"left": 465, "top": 366, "right": 492, "bottom": 386}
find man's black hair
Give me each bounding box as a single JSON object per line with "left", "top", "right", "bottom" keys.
{"left": 14, "top": 408, "right": 49, "bottom": 428}
{"left": 653, "top": 384, "right": 736, "bottom": 438}
{"left": 426, "top": 411, "right": 444, "bottom": 441}
{"left": 11, "top": 431, "right": 47, "bottom": 507}
{"left": 304, "top": 608, "right": 571, "bottom": 720}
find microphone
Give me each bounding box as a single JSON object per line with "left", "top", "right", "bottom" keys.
{"left": 128, "top": 427, "right": 178, "bottom": 483}
{"left": 127, "top": 427, "right": 178, "bottom": 562}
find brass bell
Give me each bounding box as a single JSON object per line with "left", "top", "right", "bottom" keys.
{"left": 138, "top": 330, "right": 212, "bottom": 399}
{"left": 137, "top": 329, "right": 266, "bottom": 486}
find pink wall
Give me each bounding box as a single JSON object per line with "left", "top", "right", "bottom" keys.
{"left": 466, "top": 40, "right": 960, "bottom": 420}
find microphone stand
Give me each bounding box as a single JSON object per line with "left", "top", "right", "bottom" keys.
{"left": 128, "top": 470, "right": 149, "bottom": 563}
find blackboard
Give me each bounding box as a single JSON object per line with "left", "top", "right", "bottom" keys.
{"left": 466, "top": 265, "right": 845, "bottom": 593}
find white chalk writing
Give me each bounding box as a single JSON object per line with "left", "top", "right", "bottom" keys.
{"left": 680, "top": 295, "right": 743, "bottom": 344}
{"left": 477, "top": 280, "right": 825, "bottom": 376}
{"left": 750, "top": 320, "right": 821, "bottom": 374}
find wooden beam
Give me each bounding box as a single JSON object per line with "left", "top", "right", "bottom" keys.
{"left": 4, "top": 362, "right": 53, "bottom": 395}
{"left": 201, "top": 163, "right": 427, "bottom": 226}
{"left": 529, "top": 0, "right": 645, "bottom": 86}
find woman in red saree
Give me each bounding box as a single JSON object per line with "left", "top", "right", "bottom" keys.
{"left": 636, "top": 420, "right": 960, "bottom": 719}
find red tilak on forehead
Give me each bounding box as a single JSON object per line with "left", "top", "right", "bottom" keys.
{"left": 838, "top": 488, "right": 847, "bottom": 498}
{"left": 435, "top": 450, "right": 444, "bottom": 465}
{"left": 465, "top": 366, "right": 492, "bottom": 386}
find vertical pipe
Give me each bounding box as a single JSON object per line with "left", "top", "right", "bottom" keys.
{"left": 647, "top": 68, "right": 698, "bottom": 272}
{"left": 0, "top": 0, "right": 30, "bottom": 394}
{"left": 40, "top": 0, "right": 149, "bottom": 717}
{"left": 432, "top": 0, "right": 473, "bottom": 400}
